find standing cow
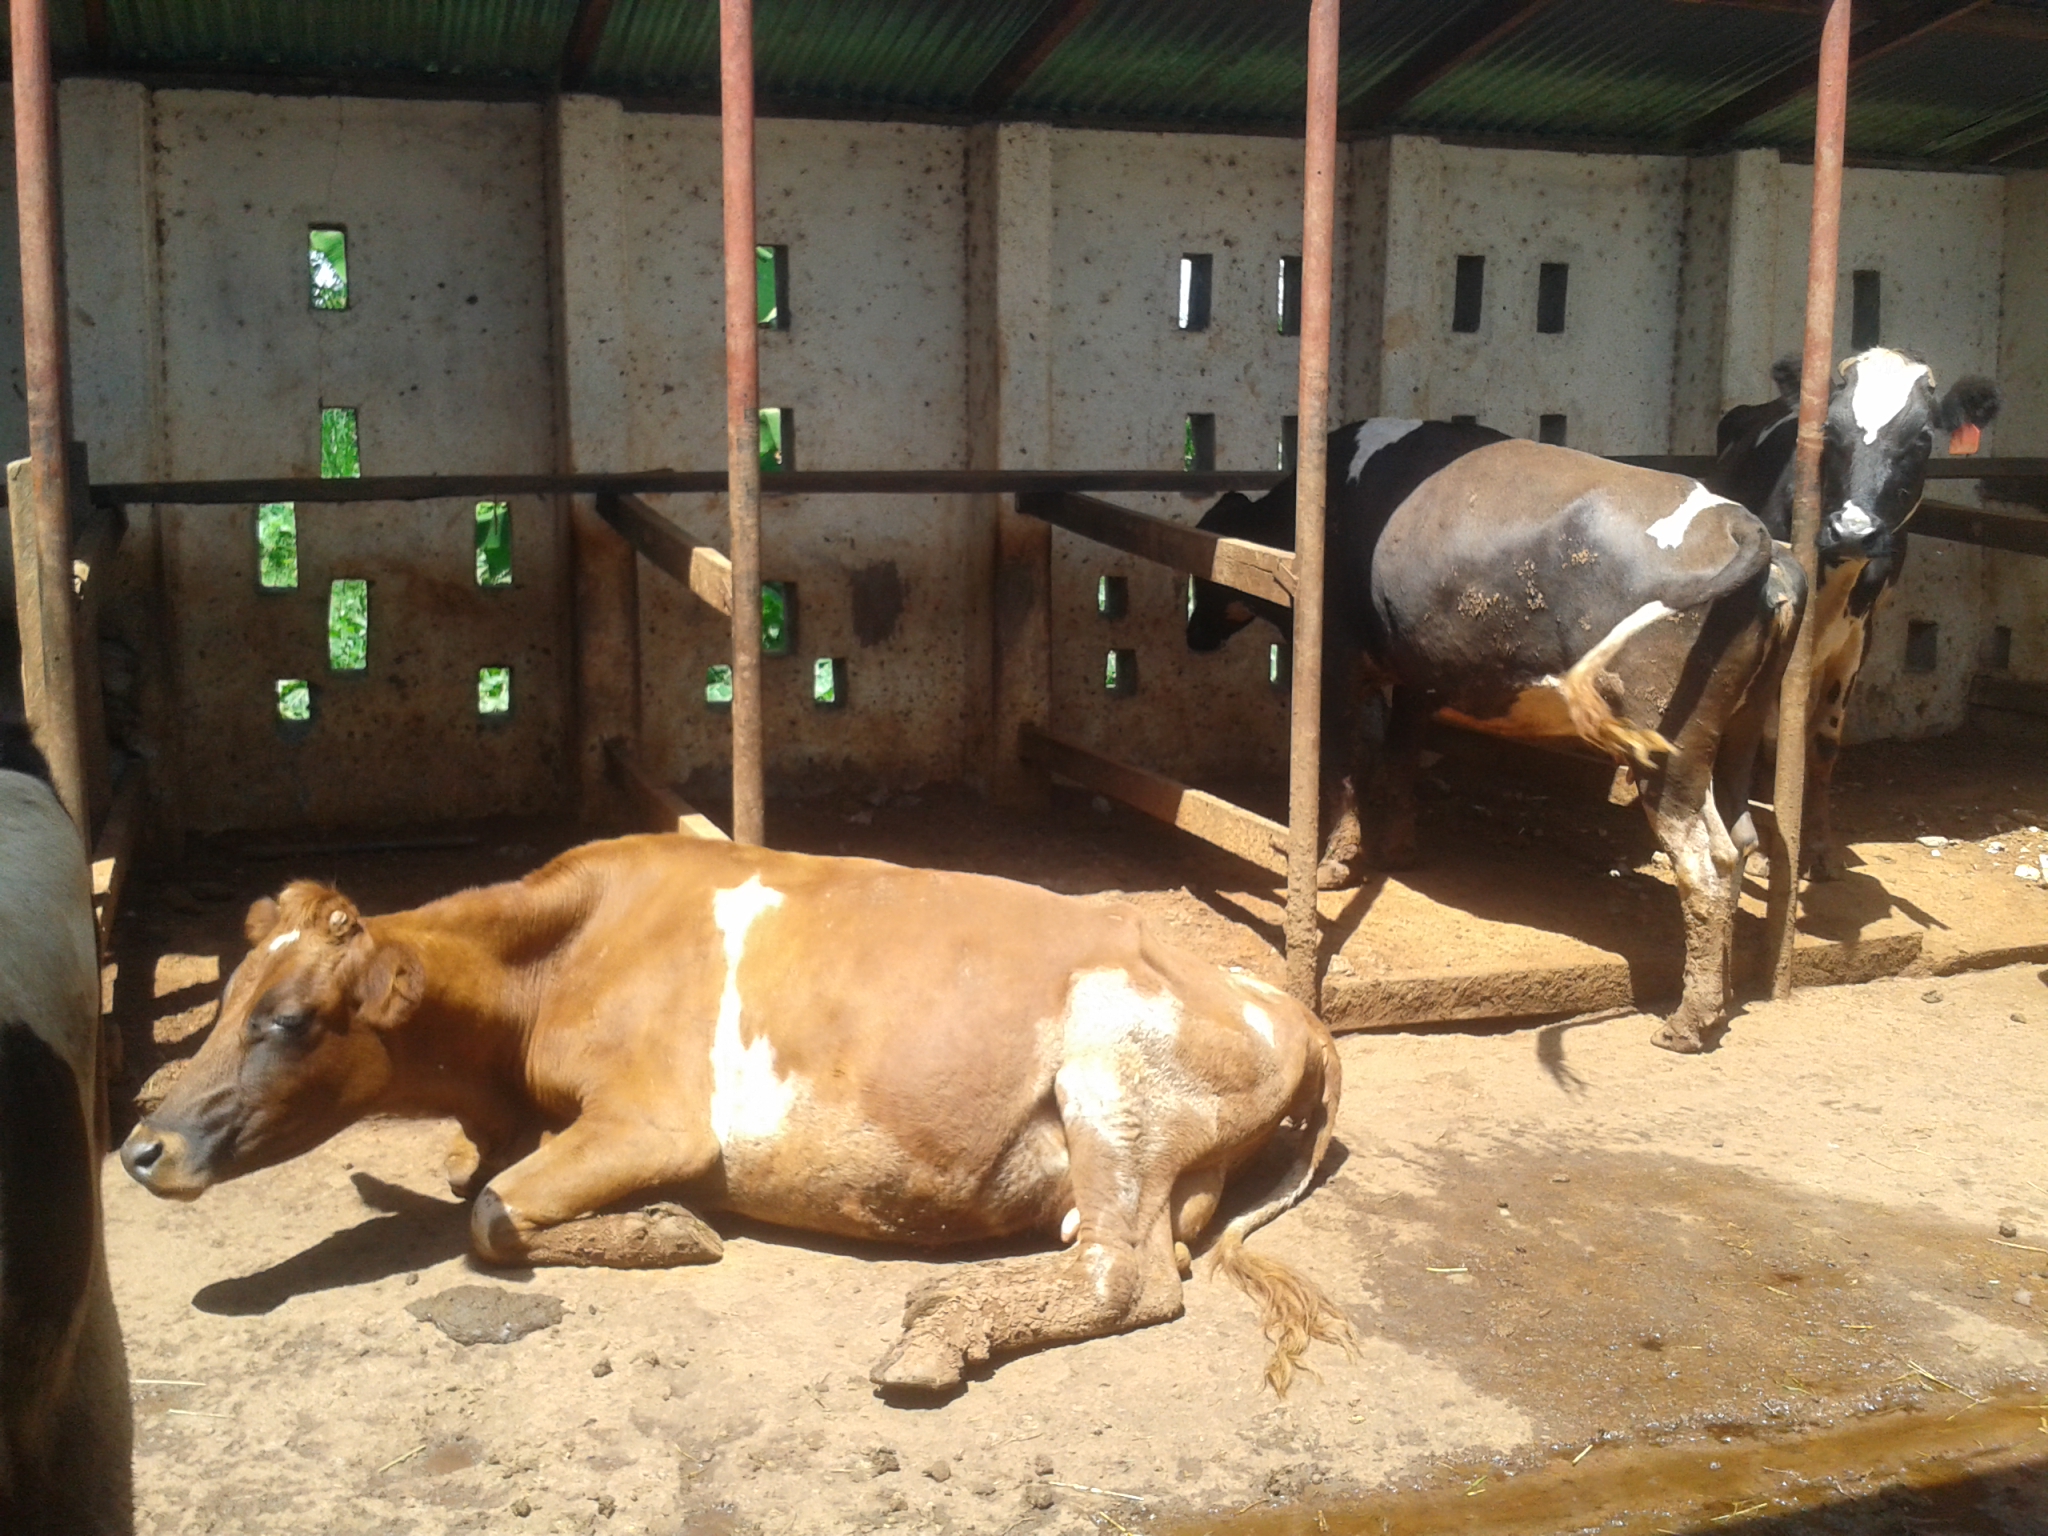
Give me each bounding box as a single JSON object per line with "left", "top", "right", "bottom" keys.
{"left": 1705, "top": 348, "right": 2001, "bottom": 878}
{"left": 1189, "top": 421, "right": 1806, "bottom": 1053}
{"left": 120, "top": 836, "right": 1353, "bottom": 1394}
{"left": 0, "top": 724, "right": 132, "bottom": 1533}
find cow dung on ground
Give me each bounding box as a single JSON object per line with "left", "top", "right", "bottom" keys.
{"left": 405, "top": 1284, "right": 563, "bottom": 1345}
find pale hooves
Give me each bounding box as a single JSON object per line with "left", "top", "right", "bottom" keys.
{"left": 1315, "top": 856, "right": 1360, "bottom": 891}
{"left": 510, "top": 1202, "right": 725, "bottom": 1268}
{"left": 1651, "top": 1019, "right": 1707, "bottom": 1054}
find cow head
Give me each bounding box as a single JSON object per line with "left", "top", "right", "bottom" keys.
{"left": 1186, "top": 491, "right": 1289, "bottom": 652}
{"left": 1814, "top": 348, "right": 2000, "bottom": 557}
{"left": 120, "top": 882, "right": 422, "bottom": 1199}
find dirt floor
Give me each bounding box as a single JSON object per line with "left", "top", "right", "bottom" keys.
{"left": 99, "top": 733, "right": 2048, "bottom": 1535}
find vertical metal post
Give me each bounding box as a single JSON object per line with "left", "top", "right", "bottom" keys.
{"left": 9, "top": 0, "right": 85, "bottom": 832}
{"left": 720, "top": 0, "right": 765, "bottom": 847}
{"left": 1285, "top": 0, "right": 1340, "bottom": 1008}
{"left": 1768, "top": 0, "right": 1851, "bottom": 998}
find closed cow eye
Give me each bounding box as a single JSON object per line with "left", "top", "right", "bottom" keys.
{"left": 263, "top": 1010, "right": 315, "bottom": 1039}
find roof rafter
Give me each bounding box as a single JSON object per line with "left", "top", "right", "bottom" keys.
{"left": 968, "top": 0, "right": 1103, "bottom": 116}
{"left": 82, "top": 0, "right": 112, "bottom": 65}
{"left": 1680, "top": 0, "right": 1990, "bottom": 148}
{"left": 558, "top": 0, "right": 618, "bottom": 92}
{"left": 1971, "top": 99, "right": 2048, "bottom": 162}
{"left": 1341, "top": 0, "right": 1559, "bottom": 134}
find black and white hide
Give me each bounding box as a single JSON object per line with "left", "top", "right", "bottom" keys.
{"left": 1188, "top": 421, "right": 1807, "bottom": 1052}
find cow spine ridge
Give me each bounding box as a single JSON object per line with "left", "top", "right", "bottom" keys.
{"left": 1204, "top": 1032, "right": 1355, "bottom": 1395}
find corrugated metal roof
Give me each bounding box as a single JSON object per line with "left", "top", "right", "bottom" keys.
{"left": 50, "top": 0, "right": 2048, "bottom": 168}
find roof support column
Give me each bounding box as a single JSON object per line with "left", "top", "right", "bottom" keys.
{"left": 1768, "top": 0, "right": 1852, "bottom": 998}
{"left": 1285, "top": 0, "right": 1340, "bottom": 1009}
{"left": 721, "top": 0, "right": 765, "bottom": 846}
{"left": 9, "top": 0, "right": 85, "bottom": 832}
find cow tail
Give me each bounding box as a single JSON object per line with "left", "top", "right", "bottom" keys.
{"left": 1206, "top": 1032, "right": 1357, "bottom": 1396}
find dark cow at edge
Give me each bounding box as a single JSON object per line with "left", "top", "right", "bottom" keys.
{"left": 1190, "top": 421, "right": 1806, "bottom": 1053}
{"left": 121, "top": 836, "right": 1353, "bottom": 1394}
{"left": 1705, "top": 348, "right": 2000, "bottom": 879}
{"left": 0, "top": 724, "right": 132, "bottom": 1533}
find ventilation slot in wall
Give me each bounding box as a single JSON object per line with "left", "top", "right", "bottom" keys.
{"left": 1278, "top": 415, "right": 1298, "bottom": 474}
{"left": 321, "top": 407, "right": 360, "bottom": 479}
{"left": 1177, "top": 254, "right": 1212, "bottom": 331}
{"left": 257, "top": 502, "right": 298, "bottom": 589}
{"left": 1989, "top": 624, "right": 2013, "bottom": 672}
{"left": 1904, "top": 620, "right": 1938, "bottom": 674}
{"left": 475, "top": 501, "right": 512, "bottom": 587}
{"left": 1104, "top": 649, "right": 1138, "bottom": 697}
{"left": 309, "top": 226, "right": 348, "bottom": 311}
{"left": 1450, "top": 414, "right": 1478, "bottom": 428}
{"left": 1852, "top": 269, "right": 1881, "bottom": 351}
{"left": 1183, "top": 413, "right": 1215, "bottom": 474}
{"left": 761, "top": 582, "right": 796, "bottom": 656}
{"left": 812, "top": 657, "right": 846, "bottom": 708}
{"left": 757, "top": 244, "right": 789, "bottom": 330}
{"left": 327, "top": 580, "right": 368, "bottom": 672}
{"left": 759, "top": 408, "right": 792, "bottom": 473}
{"left": 1452, "top": 254, "right": 1485, "bottom": 334}
{"left": 1538, "top": 414, "right": 1568, "bottom": 446}
{"left": 478, "top": 667, "right": 511, "bottom": 716}
{"left": 1537, "top": 262, "right": 1570, "bottom": 335}
{"left": 1097, "top": 575, "right": 1128, "bottom": 620}
{"left": 276, "top": 679, "right": 311, "bottom": 723}
{"left": 1269, "top": 642, "right": 1291, "bottom": 692}
{"left": 706, "top": 664, "right": 733, "bottom": 712}
{"left": 1276, "top": 256, "right": 1302, "bottom": 337}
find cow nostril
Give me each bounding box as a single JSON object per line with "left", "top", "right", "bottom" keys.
{"left": 124, "top": 1135, "right": 165, "bottom": 1176}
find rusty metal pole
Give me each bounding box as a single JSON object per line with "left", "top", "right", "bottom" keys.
{"left": 1768, "top": 0, "right": 1851, "bottom": 999}
{"left": 9, "top": 0, "right": 85, "bottom": 832}
{"left": 720, "top": 0, "right": 765, "bottom": 846}
{"left": 1285, "top": 0, "right": 1340, "bottom": 1008}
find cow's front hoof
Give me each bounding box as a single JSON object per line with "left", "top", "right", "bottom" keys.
{"left": 1315, "top": 857, "right": 1361, "bottom": 891}
{"left": 1650, "top": 1018, "right": 1707, "bottom": 1054}
{"left": 470, "top": 1188, "right": 526, "bottom": 1264}
{"left": 1804, "top": 844, "right": 1845, "bottom": 882}
{"left": 870, "top": 1332, "right": 966, "bottom": 1394}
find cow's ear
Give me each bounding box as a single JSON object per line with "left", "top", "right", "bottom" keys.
{"left": 1770, "top": 355, "right": 1801, "bottom": 402}
{"left": 244, "top": 897, "right": 280, "bottom": 946}
{"left": 1940, "top": 376, "right": 2001, "bottom": 432}
{"left": 347, "top": 939, "right": 422, "bottom": 1031}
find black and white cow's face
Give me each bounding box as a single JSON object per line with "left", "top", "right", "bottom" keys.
{"left": 1186, "top": 491, "right": 1282, "bottom": 653}
{"left": 1819, "top": 348, "right": 2000, "bottom": 558}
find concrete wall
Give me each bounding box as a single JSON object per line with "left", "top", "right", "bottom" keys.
{"left": 1988, "top": 170, "right": 2048, "bottom": 687}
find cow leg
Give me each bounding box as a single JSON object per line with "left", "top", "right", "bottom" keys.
{"left": 445, "top": 1115, "right": 541, "bottom": 1200}
{"left": 870, "top": 1080, "right": 1184, "bottom": 1392}
{"left": 1370, "top": 685, "right": 1429, "bottom": 870}
{"left": 1316, "top": 657, "right": 1371, "bottom": 889}
{"left": 1640, "top": 746, "right": 1741, "bottom": 1053}
{"left": 1803, "top": 669, "right": 1856, "bottom": 881}
{"left": 471, "top": 1116, "right": 724, "bottom": 1269}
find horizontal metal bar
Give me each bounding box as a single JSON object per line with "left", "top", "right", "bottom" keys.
{"left": 93, "top": 468, "right": 1285, "bottom": 507}
{"left": 1016, "top": 490, "right": 1295, "bottom": 606}
{"left": 1913, "top": 498, "right": 2048, "bottom": 557}
{"left": 1019, "top": 724, "right": 1285, "bottom": 875}
{"left": 596, "top": 490, "right": 733, "bottom": 615}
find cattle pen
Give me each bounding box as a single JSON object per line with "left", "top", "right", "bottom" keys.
{"left": 6, "top": 0, "right": 2048, "bottom": 1532}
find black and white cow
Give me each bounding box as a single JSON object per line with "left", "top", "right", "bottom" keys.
{"left": 1188, "top": 421, "right": 1807, "bottom": 1053}
{"left": 0, "top": 723, "right": 132, "bottom": 1532}
{"left": 1706, "top": 348, "right": 2000, "bottom": 879}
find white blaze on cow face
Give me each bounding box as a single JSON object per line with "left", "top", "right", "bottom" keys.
{"left": 266, "top": 928, "right": 301, "bottom": 953}
{"left": 1645, "top": 483, "right": 1737, "bottom": 551}
{"left": 708, "top": 875, "right": 796, "bottom": 1147}
{"left": 1847, "top": 350, "right": 1931, "bottom": 445}
{"left": 1346, "top": 418, "right": 1424, "bottom": 484}
{"left": 1830, "top": 501, "right": 1879, "bottom": 540}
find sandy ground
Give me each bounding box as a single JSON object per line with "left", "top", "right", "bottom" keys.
{"left": 103, "top": 960, "right": 2048, "bottom": 1535}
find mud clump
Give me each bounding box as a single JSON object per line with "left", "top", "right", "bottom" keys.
{"left": 406, "top": 1285, "right": 564, "bottom": 1345}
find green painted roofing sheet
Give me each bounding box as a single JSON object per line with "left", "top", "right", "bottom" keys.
{"left": 50, "top": 0, "right": 2048, "bottom": 167}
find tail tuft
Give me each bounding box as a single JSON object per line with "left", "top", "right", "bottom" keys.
{"left": 1209, "top": 1229, "right": 1359, "bottom": 1396}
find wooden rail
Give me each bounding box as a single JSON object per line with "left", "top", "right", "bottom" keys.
{"left": 1019, "top": 726, "right": 1286, "bottom": 876}
{"left": 602, "top": 738, "right": 729, "bottom": 841}
{"left": 595, "top": 491, "right": 734, "bottom": 614}
{"left": 1015, "top": 490, "right": 1296, "bottom": 607}
{"left": 1913, "top": 499, "right": 2048, "bottom": 557}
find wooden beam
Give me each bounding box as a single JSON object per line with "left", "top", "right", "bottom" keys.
{"left": 81, "top": 0, "right": 110, "bottom": 65}
{"left": 1015, "top": 490, "right": 1296, "bottom": 607}
{"left": 1020, "top": 726, "right": 1285, "bottom": 875}
{"left": 603, "top": 738, "right": 730, "bottom": 840}
{"left": 1682, "top": 0, "right": 1989, "bottom": 148}
{"left": 968, "top": 0, "right": 1102, "bottom": 115}
{"left": 1343, "top": 0, "right": 1558, "bottom": 132}
{"left": 91, "top": 759, "right": 144, "bottom": 958}
{"left": 558, "top": 0, "right": 617, "bottom": 90}
{"left": 594, "top": 491, "right": 733, "bottom": 614}
{"left": 1912, "top": 499, "right": 2048, "bottom": 557}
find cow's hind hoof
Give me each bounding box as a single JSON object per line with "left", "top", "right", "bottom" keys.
{"left": 1651, "top": 1021, "right": 1706, "bottom": 1054}
{"left": 1315, "top": 857, "right": 1361, "bottom": 891}
{"left": 870, "top": 1333, "right": 966, "bottom": 1394}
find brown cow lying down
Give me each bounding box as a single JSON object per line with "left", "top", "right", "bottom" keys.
{"left": 121, "top": 835, "right": 1353, "bottom": 1393}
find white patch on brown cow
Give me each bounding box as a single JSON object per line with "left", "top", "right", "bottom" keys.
{"left": 1848, "top": 349, "right": 1931, "bottom": 445}
{"left": 1241, "top": 1001, "right": 1276, "bottom": 1047}
{"left": 1053, "top": 969, "right": 1184, "bottom": 1213}
{"left": 266, "top": 928, "right": 301, "bottom": 953}
{"left": 1646, "top": 483, "right": 1736, "bottom": 551}
{"left": 1346, "top": 418, "right": 1424, "bottom": 484}
{"left": 709, "top": 876, "right": 796, "bottom": 1148}
{"left": 1060, "top": 1207, "right": 1080, "bottom": 1244}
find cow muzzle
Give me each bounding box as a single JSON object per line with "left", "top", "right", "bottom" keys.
{"left": 119, "top": 1122, "right": 213, "bottom": 1200}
